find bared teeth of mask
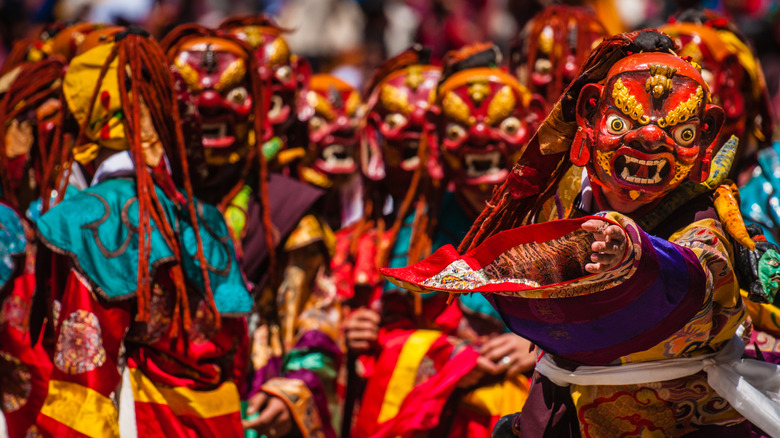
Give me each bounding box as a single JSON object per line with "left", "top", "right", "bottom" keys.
{"left": 202, "top": 123, "right": 227, "bottom": 138}
{"left": 403, "top": 156, "right": 420, "bottom": 168}
{"left": 621, "top": 166, "right": 630, "bottom": 180}
{"left": 465, "top": 151, "right": 502, "bottom": 177}
{"left": 269, "top": 95, "right": 284, "bottom": 118}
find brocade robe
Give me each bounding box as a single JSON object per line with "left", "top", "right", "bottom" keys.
{"left": 0, "top": 203, "right": 51, "bottom": 438}
{"left": 383, "top": 194, "right": 753, "bottom": 437}
{"left": 228, "top": 175, "right": 342, "bottom": 438}
{"left": 35, "top": 178, "right": 252, "bottom": 438}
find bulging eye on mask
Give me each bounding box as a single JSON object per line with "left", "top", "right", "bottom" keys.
{"left": 573, "top": 52, "right": 724, "bottom": 212}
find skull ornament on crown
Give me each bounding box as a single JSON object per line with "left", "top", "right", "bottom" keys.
{"left": 221, "top": 16, "right": 309, "bottom": 140}
{"left": 363, "top": 47, "right": 441, "bottom": 198}
{"left": 511, "top": 5, "right": 608, "bottom": 107}
{"left": 661, "top": 9, "right": 774, "bottom": 164}
{"left": 573, "top": 52, "right": 724, "bottom": 212}
{"left": 431, "top": 43, "right": 544, "bottom": 215}
{"left": 300, "top": 74, "right": 361, "bottom": 188}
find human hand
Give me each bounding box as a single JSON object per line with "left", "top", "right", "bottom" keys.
{"left": 582, "top": 219, "right": 627, "bottom": 274}
{"left": 343, "top": 308, "right": 381, "bottom": 353}
{"left": 479, "top": 332, "right": 536, "bottom": 378}
{"left": 458, "top": 355, "right": 504, "bottom": 388}
{"left": 242, "top": 391, "right": 294, "bottom": 438}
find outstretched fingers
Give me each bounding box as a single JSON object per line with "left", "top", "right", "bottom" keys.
{"left": 582, "top": 219, "right": 627, "bottom": 273}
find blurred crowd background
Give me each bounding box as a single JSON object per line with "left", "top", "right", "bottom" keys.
{"left": 2, "top": 0, "right": 779, "bottom": 125}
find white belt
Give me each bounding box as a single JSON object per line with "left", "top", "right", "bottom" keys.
{"left": 536, "top": 335, "right": 780, "bottom": 437}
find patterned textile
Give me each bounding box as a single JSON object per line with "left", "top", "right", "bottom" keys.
{"left": 38, "top": 267, "right": 248, "bottom": 437}
{"left": 36, "top": 178, "right": 250, "bottom": 437}
{"left": 245, "top": 215, "right": 341, "bottom": 438}
{"left": 128, "top": 367, "right": 243, "bottom": 437}
{"left": 348, "top": 193, "right": 528, "bottom": 438}
{"left": 384, "top": 214, "right": 707, "bottom": 366}
{"left": 382, "top": 193, "right": 504, "bottom": 325}
{"left": 383, "top": 212, "right": 749, "bottom": 436}
{"left": 36, "top": 178, "right": 251, "bottom": 314}
{"left": 352, "top": 329, "right": 479, "bottom": 438}
{"left": 741, "top": 288, "right": 780, "bottom": 338}
{"left": 231, "top": 173, "right": 338, "bottom": 438}
{"left": 260, "top": 377, "right": 327, "bottom": 438}
{"left": 0, "top": 208, "right": 50, "bottom": 438}
{"left": 353, "top": 328, "right": 529, "bottom": 438}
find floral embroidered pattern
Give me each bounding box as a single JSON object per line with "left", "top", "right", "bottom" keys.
{"left": 576, "top": 373, "right": 743, "bottom": 436}
{"left": 1, "top": 294, "right": 29, "bottom": 333}
{"left": 54, "top": 310, "right": 107, "bottom": 374}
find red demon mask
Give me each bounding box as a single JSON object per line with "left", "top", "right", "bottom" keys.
{"left": 511, "top": 5, "right": 608, "bottom": 107}
{"left": 222, "top": 19, "right": 309, "bottom": 139}
{"left": 431, "top": 47, "right": 544, "bottom": 214}
{"left": 300, "top": 74, "right": 361, "bottom": 187}
{"left": 364, "top": 63, "right": 441, "bottom": 193}
{"left": 170, "top": 37, "right": 253, "bottom": 166}
{"left": 574, "top": 52, "right": 724, "bottom": 213}
{"left": 662, "top": 11, "right": 774, "bottom": 154}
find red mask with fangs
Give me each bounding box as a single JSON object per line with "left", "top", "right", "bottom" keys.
{"left": 573, "top": 52, "right": 724, "bottom": 213}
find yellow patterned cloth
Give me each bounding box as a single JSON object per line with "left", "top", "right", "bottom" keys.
{"left": 571, "top": 218, "right": 747, "bottom": 436}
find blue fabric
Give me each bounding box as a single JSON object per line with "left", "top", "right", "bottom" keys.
{"left": 37, "top": 178, "right": 252, "bottom": 314}
{"left": 0, "top": 204, "right": 26, "bottom": 289}
{"left": 741, "top": 141, "right": 780, "bottom": 245}
{"left": 26, "top": 185, "right": 80, "bottom": 224}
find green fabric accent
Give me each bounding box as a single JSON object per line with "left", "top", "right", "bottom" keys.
{"left": 282, "top": 350, "right": 337, "bottom": 382}
{"left": 240, "top": 401, "right": 261, "bottom": 438}
{"left": 37, "top": 178, "right": 252, "bottom": 314}
{"left": 224, "top": 185, "right": 252, "bottom": 242}
{"left": 262, "top": 137, "right": 283, "bottom": 160}
{"left": 758, "top": 249, "right": 780, "bottom": 304}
